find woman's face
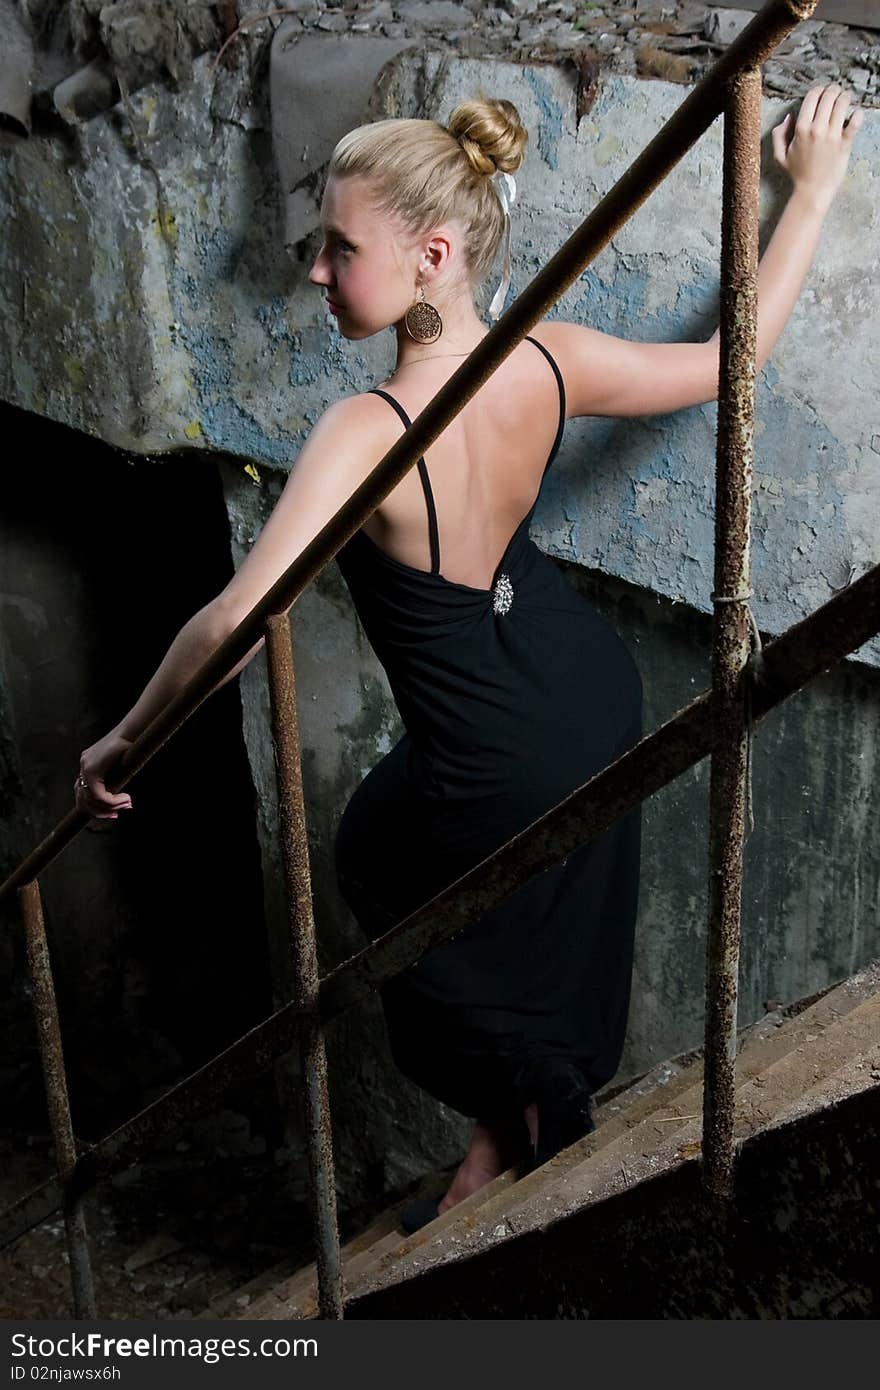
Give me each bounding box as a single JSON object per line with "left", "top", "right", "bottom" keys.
{"left": 308, "top": 173, "right": 418, "bottom": 340}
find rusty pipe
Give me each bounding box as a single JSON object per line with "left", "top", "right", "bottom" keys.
{"left": 53, "top": 59, "right": 119, "bottom": 126}
{"left": 18, "top": 880, "right": 96, "bottom": 1316}
{"left": 264, "top": 613, "right": 344, "bottom": 1320}
{"left": 702, "top": 69, "right": 763, "bottom": 1203}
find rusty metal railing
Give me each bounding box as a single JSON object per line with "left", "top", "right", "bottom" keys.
{"left": 4, "top": 0, "right": 869, "bottom": 1317}
{"left": 704, "top": 66, "right": 764, "bottom": 1201}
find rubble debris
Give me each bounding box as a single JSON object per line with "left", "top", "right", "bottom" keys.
{"left": 12, "top": 3, "right": 880, "bottom": 116}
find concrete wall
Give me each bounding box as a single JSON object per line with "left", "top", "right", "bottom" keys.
{"left": 1, "top": 44, "right": 878, "bottom": 1205}
{"left": 1, "top": 50, "right": 876, "bottom": 660}
{"left": 529, "top": 67, "right": 879, "bottom": 667}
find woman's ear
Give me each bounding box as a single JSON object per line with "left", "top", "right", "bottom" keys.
{"left": 423, "top": 227, "right": 454, "bottom": 276}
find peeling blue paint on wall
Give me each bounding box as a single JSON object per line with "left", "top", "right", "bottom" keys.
{"left": 185, "top": 323, "right": 232, "bottom": 388}
{"left": 535, "top": 260, "right": 855, "bottom": 630}
{"left": 524, "top": 68, "right": 563, "bottom": 172}
{"left": 180, "top": 320, "right": 299, "bottom": 464}
{"left": 193, "top": 225, "right": 240, "bottom": 286}
{"left": 749, "top": 360, "right": 850, "bottom": 597}
{"left": 256, "top": 295, "right": 295, "bottom": 341}
{"left": 592, "top": 73, "right": 630, "bottom": 121}
{"left": 568, "top": 256, "right": 720, "bottom": 343}
{"left": 176, "top": 268, "right": 202, "bottom": 310}
{"left": 202, "top": 394, "right": 296, "bottom": 466}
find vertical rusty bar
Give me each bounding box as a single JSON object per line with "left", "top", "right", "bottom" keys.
{"left": 703, "top": 67, "right": 762, "bottom": 1203}
{"left": 18, "top": 879, "right": 96, "bottom": 1317}
{"left": 263, "top": 612, "right": 344, "bottom": 1320}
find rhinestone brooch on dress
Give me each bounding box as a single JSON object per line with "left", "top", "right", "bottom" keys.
{"left": 492, "top": 572, "right": 514, "bottom": 615}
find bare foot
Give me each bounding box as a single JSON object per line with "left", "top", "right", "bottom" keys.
{"left": 437, "top": 1116, "right": 529, "bottom": 1215}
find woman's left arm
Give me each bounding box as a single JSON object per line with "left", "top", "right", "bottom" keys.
{"left": 550, "top": 82, "right": 866, "bottom": 420}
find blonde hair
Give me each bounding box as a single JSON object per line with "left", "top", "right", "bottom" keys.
{"left": 327, "top": 92, "right": 528, "bottom": 297}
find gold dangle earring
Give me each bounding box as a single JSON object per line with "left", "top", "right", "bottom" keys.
{"left": 404, "top": 283, "right": 443, "bottom": 345}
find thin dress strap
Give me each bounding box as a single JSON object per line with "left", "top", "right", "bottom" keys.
{"left": 368, "top": 346, "right": 564, "bottom": 576}
{"left": 524, "top": 336, "right": 567, "bottom": 472}
{"left": 368, "top": 388, "right": 441, "bottom": 574}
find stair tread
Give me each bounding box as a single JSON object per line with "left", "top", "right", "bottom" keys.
{"left": 363, "top": 989, "right": 880, "bottom": 1294}
{"left": 205, "top": 961, "right": 880, "bottom": 1319}
{"left": 342, "top": 970, "right": 880, "bottom": 1307}
{"left": 355, "top": 966, "right": 880, "bottom": 1287}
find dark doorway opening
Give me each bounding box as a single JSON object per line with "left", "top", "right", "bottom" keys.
{"left": 0, "top": 403, "right": 271, "bottom": 1139}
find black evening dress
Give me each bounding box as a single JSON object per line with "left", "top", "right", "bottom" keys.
{"left": 334, "top": 336, "right": 643, "bottom": 1121}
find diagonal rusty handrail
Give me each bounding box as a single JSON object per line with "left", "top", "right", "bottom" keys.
{"left": 4, "top": 553, "right": 876, "bottom": 1251}
{"left": 0, "top": 0, "right": 819, "bottom": 905}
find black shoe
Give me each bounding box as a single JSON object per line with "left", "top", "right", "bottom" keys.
{"left": 399, "top": 1194, "right": 441, "bottom": 1234}
{"left": 513, "top": 1058, "right": 596, "bottom": 1170}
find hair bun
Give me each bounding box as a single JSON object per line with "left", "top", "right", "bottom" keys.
{"left": 447, "top": 93, "right": 528, "bottom": 178}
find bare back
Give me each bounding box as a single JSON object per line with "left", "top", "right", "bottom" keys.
{"left": 360, "top": 331, "right": 566, "bottom": 592}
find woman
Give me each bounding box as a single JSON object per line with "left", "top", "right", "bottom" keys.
{"left": 76, "top": 85, "right": 862, "bottom": 1231}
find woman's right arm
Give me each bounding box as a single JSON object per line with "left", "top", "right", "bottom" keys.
{"left": 546, "top": 82, "right": 864, "bottom": 420}
{"left": 76, "top": 393, "right": 397, "bottom": 814}
{"left": 115, "top": 392, "right": 397, "bottom": 743}
{"left": 112, "top": 601, "right": 239, "bottom": 742}
{"left": 76, "top": 600, "right": 248, "bottom": 817}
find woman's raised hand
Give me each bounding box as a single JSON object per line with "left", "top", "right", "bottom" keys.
{"left": 75, "top": 729, "right": 135, "bottom": 820}
{"left": 772, "top": 83, "right": 865, "bottom": 215}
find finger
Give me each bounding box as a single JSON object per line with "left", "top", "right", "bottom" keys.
{"left": 844, "top": 107, "right": 864, "bottom": 141}
{"left": 795, "top": 84, "right": 824, "bottom": 134}
{"left": 77, "top": 788, "right": 132, "bottom": 810}
{"left": 814, "top": 83, "right": 842, "bottom": 131}
{"left": 89, "top": 777, "right": 132, "bottom": 808}
{"left": 771, "top": 114, "right": 791, "bottom": 163}
{"left": 828, "top": 87, "right": 851, "bottom": 139}
{"left": 75, "top": 789, "right": 131, "bottom": 817}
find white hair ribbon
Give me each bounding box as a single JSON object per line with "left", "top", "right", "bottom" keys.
{"left": 487, "top": 170, "right": 517, "bottom": 322}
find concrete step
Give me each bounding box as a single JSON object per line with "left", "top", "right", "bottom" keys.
{"left": 206, "top": 960, "right": 880, "bottom": 1318}
{"left": 206, "top": 1056, "right": 691, "bottom": 1319}
{"left": 348, "top": 979, "right": 880, "bottom": 1299}
{"left": 215, "top": 1053, "right": 701, "bottom": 1319}
{"left": 203, "top": 1163, "right": 460, "bottom": 1320}
{"left": 756, "top": 1009, "right": 880, "bottom": 1134}
{"left": 492, "top": 990, "right": 880, "bottom": 1245}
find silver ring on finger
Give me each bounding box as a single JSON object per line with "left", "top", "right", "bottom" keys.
{"left": 76, "top": 774, "right": 88, "bottom": 790}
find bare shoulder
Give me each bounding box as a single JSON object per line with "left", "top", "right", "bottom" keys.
{"left": 324, "top": 387, "right": 422, "bottom": 461}
{"left": 523, "top": 320, "right": 570, "bottom": 352}
{"left": 520, "top": 320, "right": 593, "bottom": 419}
{"left": 522, "top": 319, "right": 569, "bottom": 367}
{"left": 310, "top": 389, "right": 399, "bottom": 443}
{"left": 525, "top": 318, "right": 610, "bottom": 374}
{"left": 524, "top": 318, "right": 719, "bottom": 419}
{"left": 212, "top": 391, "right": 401, "bottom": 629}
